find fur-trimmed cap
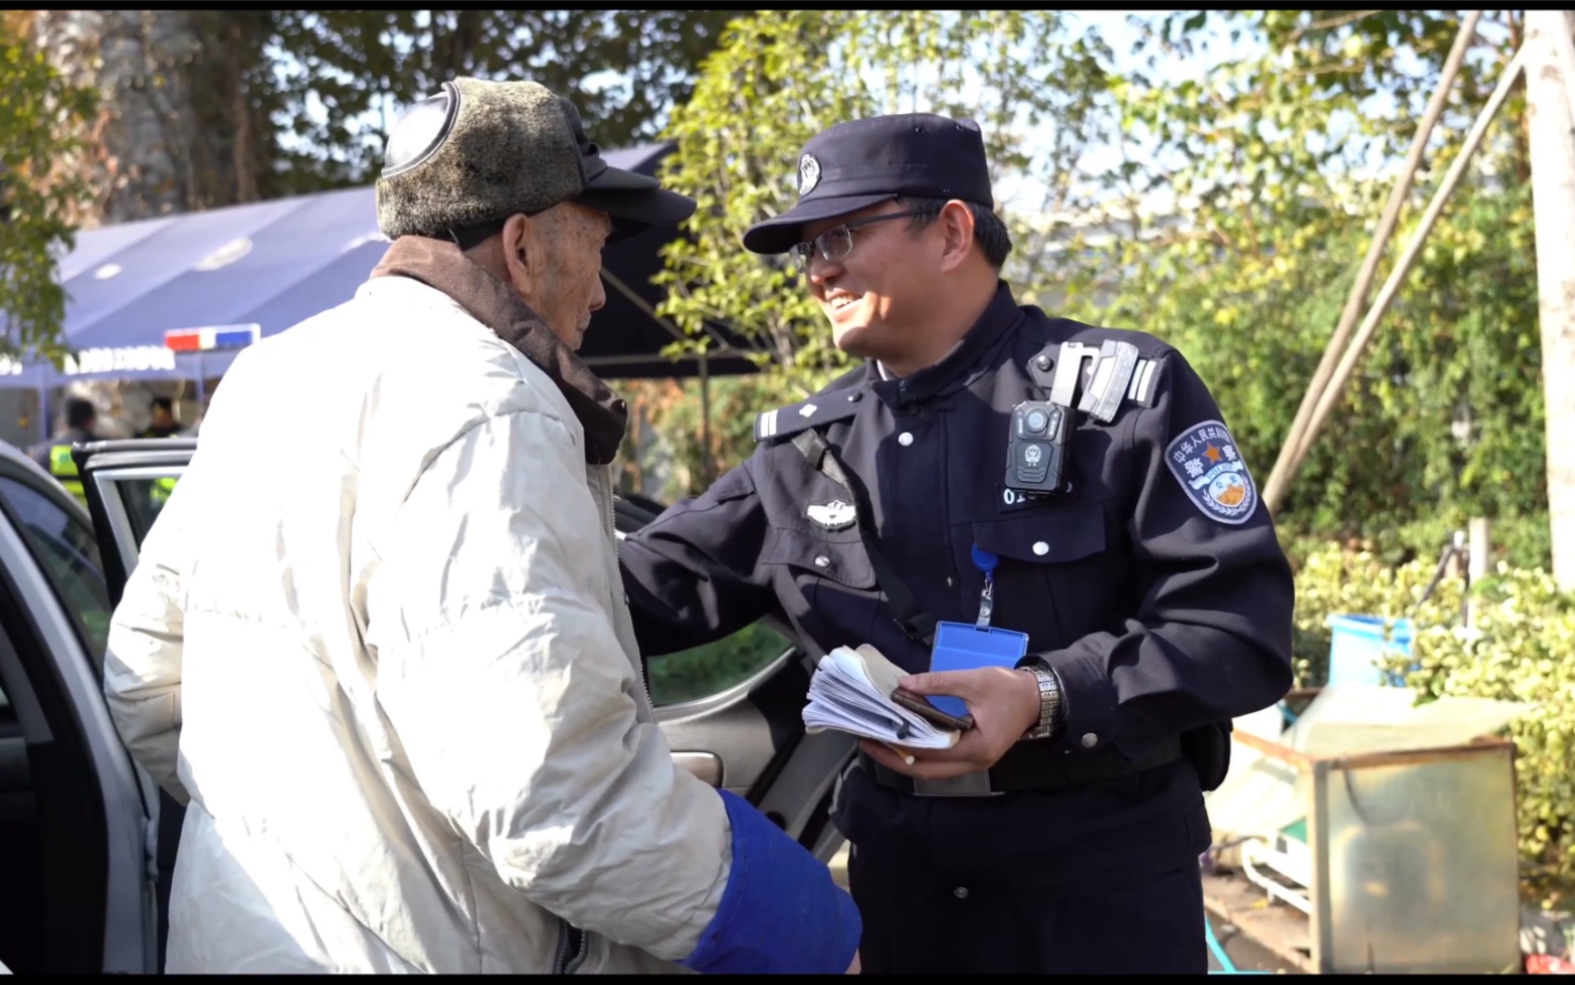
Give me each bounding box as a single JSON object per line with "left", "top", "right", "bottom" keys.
{"left": 376, "top": 78, "right": 694, "bottom": 242}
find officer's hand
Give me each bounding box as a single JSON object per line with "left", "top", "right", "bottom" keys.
{"left": 846, "top": 950, "right": 860, "bottom": 974}
{"left": 859, "top": 666, "right": 1040, "bottom": 780}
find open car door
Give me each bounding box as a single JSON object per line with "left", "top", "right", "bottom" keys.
{"left": 75, "top": 439, "right": 851, "bottom": 969}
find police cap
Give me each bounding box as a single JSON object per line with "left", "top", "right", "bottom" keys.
{"left": 742, "top": 113, "right": 994, "bottom": 255}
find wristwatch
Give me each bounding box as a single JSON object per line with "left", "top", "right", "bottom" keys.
{"left": 1020, "top": 660, "right": 1064, "bottom": 740}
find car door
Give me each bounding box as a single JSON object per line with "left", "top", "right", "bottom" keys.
{"left": 75, "top": 439, "right": 852, "bottom": 960}
{"left": 0, "top": 443, "right": 156, "bottom": 974}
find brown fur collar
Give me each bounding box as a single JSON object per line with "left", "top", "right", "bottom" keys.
{"left": 370, "top": 235, "right": 627, "bottom": 465}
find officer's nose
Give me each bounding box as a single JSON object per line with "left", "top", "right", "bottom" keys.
{"left": 589, "top": 273, "right": 607, "bottom": 313}
{"left": 806, "top": 251, "right": 845, "bottom": 288}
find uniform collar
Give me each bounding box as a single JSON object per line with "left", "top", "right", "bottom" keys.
{"left": 868, "top": 280, "right": 1021, "bottom": 407}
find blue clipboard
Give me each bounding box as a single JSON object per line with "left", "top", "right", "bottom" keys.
{"left": 925, "top": 621, "right": 1030, "bottom": 718}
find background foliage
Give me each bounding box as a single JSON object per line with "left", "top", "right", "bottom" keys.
{"left": 0, "top": 14, "right": 97, "bottom": 363}
{"left": 1068, "top": 11, "right": 1544, "bottom": 561}
{"left": 645, "top": 10, "right": 1549, "bottom": 572}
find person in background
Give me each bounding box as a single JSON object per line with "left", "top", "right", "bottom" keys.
{"left": 33, "top": 397, "right": 101, "bottom": 506}
{"left": 139, "top": 396, "right": 181, "bottom": 438}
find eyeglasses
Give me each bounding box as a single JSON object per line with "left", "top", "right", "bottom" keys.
{"left": 789, "top": 208, "right": 934, "bottom": 272}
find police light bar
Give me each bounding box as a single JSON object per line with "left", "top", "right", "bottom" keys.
{"left": 164, "top": 324, "right": 260, "bottom": 352}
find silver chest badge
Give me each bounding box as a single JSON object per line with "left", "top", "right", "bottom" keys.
{"left": 806, "top": 499, "right": 857, "bottom": 531}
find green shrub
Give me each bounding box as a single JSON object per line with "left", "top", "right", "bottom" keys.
{"left": 1278, "top": 512, "right": 1552, "bottom": 575}
{"left": 1293, "top": 544, "right": 1575, "bottom": 908}
{"left": 1288, "top": 547, "right": 1465, "bottom": 689}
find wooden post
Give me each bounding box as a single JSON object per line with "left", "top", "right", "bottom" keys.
{"left": 1527, "top": 10, "right": 1575, "bottom": 592}
{"left": 1263, "top": 12, "right": 1483, "bottom": 514}
{"left": 1467, "top": 517, "right": 1491, "bottom": 627}
{"left": 698, "top": 351, "right": 714, "bottom": 486}
{"left": 1277, "top": 47, "right": 1527, "bottom": 488}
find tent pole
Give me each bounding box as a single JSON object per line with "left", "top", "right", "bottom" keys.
{"left": 699, "top": 352, "right": 714, "bottom": 486}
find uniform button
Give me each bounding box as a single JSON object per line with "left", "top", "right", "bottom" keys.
{"left": 953, "top": 886, "right": 969, "bottom": 899}
{"left": 898, "top": 432, "right": 914, "bottom": 446}
{"left": 1081, "top": 732, "right": 1098, "bottom": 748}
{"left": 848, "top": 391, "right": 862, "bottom": 402}
{"left": 1032, "top": 541, "right": 1050, "bottom": 556}
{"left": 814, "top": 556, "right": 831, "bottom": 568}
{"left": 946, "top": 576, "right": 955, "bottom": 586}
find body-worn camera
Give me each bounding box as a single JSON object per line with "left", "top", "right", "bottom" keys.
{"left": 1004, "top": 400, "right": 1070, "bottom": 497}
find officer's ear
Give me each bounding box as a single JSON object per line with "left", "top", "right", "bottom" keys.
{"left": 936, "top": 199, "right": 976, "bottom": 274}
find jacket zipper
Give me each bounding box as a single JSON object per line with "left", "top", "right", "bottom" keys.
{"left": 553, "top": 919, "right": 588, "bottom": 974}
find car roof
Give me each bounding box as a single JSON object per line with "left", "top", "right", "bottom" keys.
{"left": 0, "top": 437, "right": 60, "bottom": 483}
{"left": 0, "top": 437, "right": 95, "bottom": 521}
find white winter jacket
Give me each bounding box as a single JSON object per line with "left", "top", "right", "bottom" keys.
{"left": 101, "top": 270, "right": 734, "bottom": 973}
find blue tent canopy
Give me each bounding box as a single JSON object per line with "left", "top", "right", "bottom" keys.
{"left": 14, "top": 142, "right": 756, "bottom": 389}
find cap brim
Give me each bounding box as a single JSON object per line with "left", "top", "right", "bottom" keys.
{"left": 741, "top": 193, "right": 897, "bottom": 254}
{"left": 575, "top": 165, "right": 696, "bottom": 242}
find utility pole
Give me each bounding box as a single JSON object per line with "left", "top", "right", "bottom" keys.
{"left": 1526, "top": 10, "right": 1575, "bottom": 591}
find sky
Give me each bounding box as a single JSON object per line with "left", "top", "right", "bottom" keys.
{"left": 273, "top": 11, "right": 1504, "bottom": 222}
{"left": 273, "top": 10, "right": 1212, "bottom": 199}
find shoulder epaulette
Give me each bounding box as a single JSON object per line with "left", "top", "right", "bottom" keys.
{"left": 753, "top": 390, "right": 865, "bottom": 442}
{"left": 1126, "top": 354, "right": 1161, "bottom": 407}
{"left": 1038, "top": 339, "right": 1164, "bottom": 419}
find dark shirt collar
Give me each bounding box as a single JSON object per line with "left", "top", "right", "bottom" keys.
{"left": 867, "top": 280, "right": 1022, "bottom": 407}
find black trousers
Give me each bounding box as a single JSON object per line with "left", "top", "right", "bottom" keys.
{"left": 835, "top": 759, "right": 1209, "bottom": 974}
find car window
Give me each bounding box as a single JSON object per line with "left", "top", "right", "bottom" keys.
{"left": 0, "top": 477, "right": 113, "bottom": 669}
{"left": 113, "top": 476, "right": 177, "bottom": 548}
{"left": 646, "top": 621, "right": 796, "bottom": 706}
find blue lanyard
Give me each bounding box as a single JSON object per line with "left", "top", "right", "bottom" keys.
{"left": 970, "top": 544, "right": 998, "bottom": 629}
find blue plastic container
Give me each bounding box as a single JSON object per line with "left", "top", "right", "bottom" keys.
{"left": 1326, "top": 614, "right": 1414, "bottom": 686}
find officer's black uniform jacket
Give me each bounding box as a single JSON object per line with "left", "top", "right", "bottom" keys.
{"left": 620, "top": 282, "right": 1293, "bottom": 797}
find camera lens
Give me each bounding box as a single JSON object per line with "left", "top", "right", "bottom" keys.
{"left": 1025, "top": 408, "right": 1048, "bottom": 432}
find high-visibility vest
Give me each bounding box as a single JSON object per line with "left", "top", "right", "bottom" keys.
{"left": 151, "top": 475, "right": 178, "bottom": 506}
{"left": 48, "top": 444, "right": 86, "bottom": 505}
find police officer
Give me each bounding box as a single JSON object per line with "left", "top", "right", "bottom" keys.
{"left": 618, "top": 113, "right": 1295, "bottom": 974}
{"left": 139, "top": 396, "right": 182, "bottom": 438}
{"left": 37, "top": 396, "right": 102, "bottom": 506}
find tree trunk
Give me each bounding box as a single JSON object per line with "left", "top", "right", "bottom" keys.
{"left": 32, "top": 10, "right": 203, "bottom": 225}
{"left": 28, "top": 11, "right": 272, "bottom": 437}
{"left": 1526, "top": 11, "right": 1575, "bottom": 590}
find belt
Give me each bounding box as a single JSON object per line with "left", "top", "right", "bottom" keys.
{"left": 861, "top": 734, "right": 1183, "bottom": 797}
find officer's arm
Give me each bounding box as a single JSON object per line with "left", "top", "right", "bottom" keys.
{"left": 619, "top": 456, "right": 785, "bottom": 656}
{"left": 1041, "top": 350, "right": 1294, "bottom": 763}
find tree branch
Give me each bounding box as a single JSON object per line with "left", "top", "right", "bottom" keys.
{"left": 1290, "top": 9, "right": 1383, "bottom": 44}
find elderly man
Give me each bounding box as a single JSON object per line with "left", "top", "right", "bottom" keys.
{"left": 102, "top": 79, "right": 860, "bottom": 974}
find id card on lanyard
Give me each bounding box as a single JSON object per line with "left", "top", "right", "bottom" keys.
{"left": 925, "top": 544, "right": 1029, "bottom": 719}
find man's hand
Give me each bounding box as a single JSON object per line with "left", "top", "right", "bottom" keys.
{"left": 847, "top": 951, "right": 860, "bottom": 974}
{"left": 859, "top": 666, "right": 1040, "bottom": 780}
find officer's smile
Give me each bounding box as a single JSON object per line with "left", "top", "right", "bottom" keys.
{"left": 826, "top": 291, "right": 865, "bottom": 319}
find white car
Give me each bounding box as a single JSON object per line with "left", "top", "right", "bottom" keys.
{"left": 0, "top": 437, "right": 851, "bottom": 974}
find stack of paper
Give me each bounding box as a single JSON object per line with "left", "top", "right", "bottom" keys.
{"left": 802, "top": 645, "right": 961, "bottom": 749}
